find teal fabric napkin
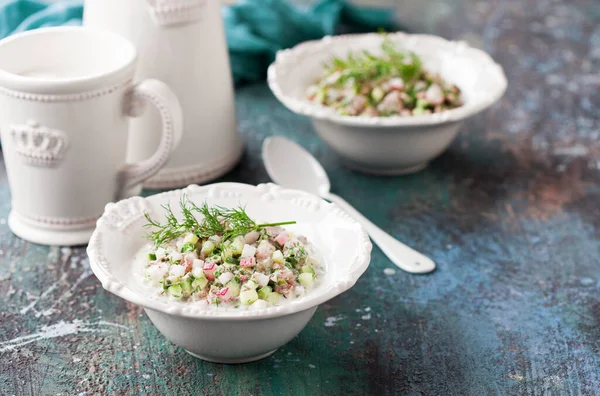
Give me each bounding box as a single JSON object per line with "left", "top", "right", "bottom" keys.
{"left": 0, "top": 0, "right": 396, "bottom": 84}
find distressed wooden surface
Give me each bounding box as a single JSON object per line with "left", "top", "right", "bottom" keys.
{"left": 1, "top": 0, "right": 600, "bottom": 394}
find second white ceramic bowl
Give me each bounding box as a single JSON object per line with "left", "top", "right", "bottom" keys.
{"left": 268, "top": 32, "right": 507, "bottom": 175}
{"left": 87, "top": 183, "right": 372, "bottom": 363}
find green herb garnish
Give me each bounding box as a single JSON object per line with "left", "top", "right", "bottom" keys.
{"left": 306, "top": 34, "right": 462, "bottom": 117}
{"left": 144, "top": 197, "right": 296, "bottom": 248}
{"left": 324, "top": 37, "right": 423, "bottom": 88}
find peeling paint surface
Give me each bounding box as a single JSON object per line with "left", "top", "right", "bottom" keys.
{"left": 1, "top": 0, "right": 600, "bottom": 394}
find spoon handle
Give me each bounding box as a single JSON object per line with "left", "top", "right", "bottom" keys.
{"left": 326, "top": 193, "right": 436, "bottom": 274}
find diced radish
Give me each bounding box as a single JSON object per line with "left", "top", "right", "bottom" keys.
{"left": 324, "top": 71, "right": 342, "bottom": 85}
{"left": 244, "top": 231, "right": 260, "bottom": 245}
{"left": 155, "top": 248, "right": 166, "bottom": 260}
{"left": 218, "top": 272, "right": 234, "bottom": 285}
{"left": 241, "top": 244, "right": 257, "bottom": 258}
{"left": 264, "top": 226, "right": 284, "bottom": 237}
{"left": 169, "top": 252, "right": 183, "bottom": 262}
{"left": 256, "top": 240, "right": 275, "bottom": 259}
{"left": 203, "top": 261, "right": 217, "bottom": 281}
{"left": 348, "top": 95, "right": 368, "bottom": 115}
{"left": 275, "top": 232, "right": 290, "bottom": 246}
{"left": 253, "top": 272, "right": 270, "bottom": 287}
{"left": 387, "top": 77, "right": 405, "bottom": 91}
{"left": 192, "top": 259, "right": 205, "bottom": 269}
{"left": 169, "top": 264, "right": 186, "bottom": 278}
{"left": 216, "top": 287, "right": 232, "bottom": 301}
{"left": 426, "top": 83, "right": 444, "bottom": 105}
{"left": 145, "top": 262, "right": 168, "bottom": 283}
{"left": 192, "top": 266, "right": 204, "bottom": 278}
{"left": 240, "top": 257, "right": 256, "bottom": 268}
{"left": 295, "top": 285, "right": 306, "bottom": 297}
{"left": 377, "top": 91, "right": 403, "bottom": 113}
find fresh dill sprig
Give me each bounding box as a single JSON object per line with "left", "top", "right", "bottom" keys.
{"left": 322, "top": 36, "right": 423, "bottom": 88}
{"left": 144, "top": 197, "right": 296, "bottom": 248}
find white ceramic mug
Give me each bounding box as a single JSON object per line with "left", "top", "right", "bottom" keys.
{"left": 0, "top": 27, "right": 183, "bottom": 246}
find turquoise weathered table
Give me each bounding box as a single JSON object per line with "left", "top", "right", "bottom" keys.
{"left": 2, "top": 0, "right": 600, "bottom": 394}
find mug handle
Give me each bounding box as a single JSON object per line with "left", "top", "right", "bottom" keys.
{"left": 117, "top": 79, "right": 183, "bottom": 199}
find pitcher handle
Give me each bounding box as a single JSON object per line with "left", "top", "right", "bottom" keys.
{"left": 117, "top": 79, "right": 183, "bottom": 199}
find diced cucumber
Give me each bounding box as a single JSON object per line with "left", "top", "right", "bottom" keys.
{"left": 192, "top": 276, "right": 208, "bottom": 290}
{"left": 183, "top": 233, "right": 199, "bottom": 245}
{"left": 272, "top": 250, "right": 284, "bottom": 264}
{"left": 167, "top": 284, "right": 183, "bottom": 299}
{"left": 230, "top": 237, "right": 244, "bottom": 256}
{"left": 201, "top": 240, "right": 216, "bottom": 255}
{"left": 257, "top": 286, "right": 272, "bottom": 300}
{"left": 148, "top": 253, "right": 157, "bottom": 261}
{"left": 244, "top": 279, "right": 259, "bottom": 290}
{"left": 371, "top": 86, "right": 385, "bottom": 103}
{"left": 266, "top": 292, "right": 281, "bottom": 305}
{"left": 415, "top": 98, "right": 430, "bottom": 110}
{"left": 298, "top": 273, "right": 314, "bottom": 287}
{"left": 208, "top": 235, "right": 222, "bottom": 245}
{"left": 181, "top": 242, "right": 196, "bottom": 253}
{"left": 181, "top": 277, "right": 193, "bottom": 295}
{"left": 240, "top": 289, "right": 259, "bottom": 305}
{"left": 315, "top": 87, "right": 326, "bottom": 104}
{"left": 225, "top": 256, "right": 240, "bottom": 265}
{"left": 307, "top": 256, "right": 319, "bottom": 266}
{"left": 301, "top": 265, "right": 316, "bottom": 277}
{"left": 226, "top": 276, "right": 242, "bottom": 297}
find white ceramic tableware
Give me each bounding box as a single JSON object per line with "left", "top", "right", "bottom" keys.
{"left": 263, "top": 136, "right": 435, "bottom": 274}
{"left": 268, "top": 32, "right": 507, "bottom": 175}
{"left": 0, "top": 27, "right": 183, "bottom": 246}
{"left": 87, "top": 183, "right": 372, "bottom": 363}
{"left": 84, "top": 0, "right": 243, "bottom": 189}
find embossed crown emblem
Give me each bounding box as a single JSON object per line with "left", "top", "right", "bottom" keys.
{"left": 146, "top": 0, "right": 206, "bottom": 27}
{"left": 10, "top": 121, "right": 69, "bottom": 167}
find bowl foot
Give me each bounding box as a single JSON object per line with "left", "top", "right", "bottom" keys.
{"left": 185, "top": 349, "right": 278, "bottom": 364}
{"left": 343, "top": 161, "right": 429, "bottom": 176}
{"left": 8, "top": 210, "right": 95, "bottom": 246}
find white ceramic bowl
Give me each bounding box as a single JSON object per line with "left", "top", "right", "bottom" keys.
{"left": 267, "top": 32, "right": 507, "bottom": 175}
{"left": 87, "top": 183, "right": 372, "bottom": 363}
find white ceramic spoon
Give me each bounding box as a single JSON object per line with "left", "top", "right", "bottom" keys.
{"left": 262, "top": 137, "right": 436, "bottom": 274}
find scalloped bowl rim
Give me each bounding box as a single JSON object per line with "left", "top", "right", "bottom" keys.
{"left": 87, "top": 183, "right": 372, "bottom": 321}
{"left": 267, "top": 32, "right": 508, "bottom": 127}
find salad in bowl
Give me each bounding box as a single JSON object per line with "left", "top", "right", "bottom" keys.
{"left": 268, "top": 32, "right": 507, "bottom": 175}
{"left": 140, "top": 198, "right": 323, "bottom": 309}
{"left": 87, "top": 183, "right": 371, "bottom": 363}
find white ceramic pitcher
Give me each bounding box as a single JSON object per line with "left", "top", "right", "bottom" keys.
{"left": 83, "top": 0, "right": 242, "bottom": 189}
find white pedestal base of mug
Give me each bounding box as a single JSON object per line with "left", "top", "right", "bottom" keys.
{"left": 8, "top": 211, "right": 97, "bottom": 246}
{"left": 143, "top": 144, "right": 243, "bottom": 190}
